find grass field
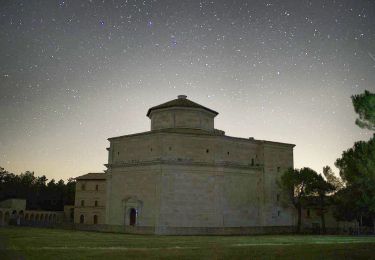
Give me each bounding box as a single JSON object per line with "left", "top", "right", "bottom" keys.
{"left": 1, "top": 227, "right": 375, "bottom": 259}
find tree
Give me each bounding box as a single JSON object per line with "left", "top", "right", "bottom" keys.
{"left": 335, "top": 135, "right": 375, "bottom": 232}
{"left": 280, "top": 167, "right": 318, "bottom": 232}
{"left": 308, "top": 173, "right": 336, "bottom": 234}
{"left": 351, "top": 90, "right": 375, "bottom": 130}
{"left": 323, "top": 166, "right": 344, "bottom": 191}
{"left": 0, "top": 166, "right": 76, "bottom": 211}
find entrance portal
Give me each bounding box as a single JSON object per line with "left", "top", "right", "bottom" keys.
{"left": 129, "top": 208, "right": 136, "bottom": 226}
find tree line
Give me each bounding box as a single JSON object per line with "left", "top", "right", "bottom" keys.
{"left": 0, "top": 168, "right": 75, "bottom": 211}
{"left": 280, "top": 90, "right": 375, "bottom": 233}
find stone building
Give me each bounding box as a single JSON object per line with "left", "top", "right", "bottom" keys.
{"left": 75, "top": 95, "right": 296, "bottom": 234}
{"left": 0, "top": 199, "right": 64, "bottom": 226}
{"left": 74, "top": 173, "right": 106, "bottom": 225}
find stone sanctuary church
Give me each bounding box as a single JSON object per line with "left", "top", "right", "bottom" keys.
{"left": 74, "top": 95, "right": 296, "bottom": 235}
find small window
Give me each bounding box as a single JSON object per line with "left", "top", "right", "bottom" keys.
{"left": 95, "top": 200, "right": 98, "bottom": 207}
{"left": 251, "top": 158, "right": 254, "bottom": 166}
{"left": 95, "top": 184, "right": 99, "bottom": 191}
{"left": 117, "top": 152, "right": 120, "bottom": 156}
{"left": 81, "top": 200, "right": 85, "bottom": 207}
{"left": 150, "top": 148, "right": 153, "bottom": 152}
{"left": 277, "top": 210, "right": 281, "bottom": 217}
{"left": 81, "top": 184, "right": 85, "bottom": 191}
{"left": 227, "top": 152, "right": 230, "bottom": 155}
{"left": 93, "top": 215, "right": 98, "bottom": 224}
{"left": 307, "top": 209, "right": 310, "bottom": 218}
{"left": 277, "top": 167, "right": 281, "bottom": 172}
{"left": 206, "top": 149, "right": 209, "bottom": 153}
{"left": 169, "top": 146, "right": 172, "bottom": 151}
{"left": 277, "top": 194, "right": 280, "bottom": 202}
{"left": 80, "top": 215, "right": 84, "bottom": 224}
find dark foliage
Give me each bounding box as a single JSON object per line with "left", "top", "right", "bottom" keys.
{"left": 351, "top": 90, "right": 375, "bottom": 130}
{"left": 0, "top": 167, "right": 75, "bottom": 211}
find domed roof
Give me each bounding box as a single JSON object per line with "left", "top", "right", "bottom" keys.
{"left": 146, "top": 95, "right": 218, "bottom": 117}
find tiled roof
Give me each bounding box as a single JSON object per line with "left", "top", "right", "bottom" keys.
{"left": 146, "top": 95, "right": 218, "bottom": 117}
{"left": 75, "top": 172, "right": 106, "bottom": 180}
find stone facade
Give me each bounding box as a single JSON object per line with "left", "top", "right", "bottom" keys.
{"left": 80, "top": 95, "right": 295, "bottom": 235}
{"left": 74, "top": 173, "right": 106, "bottom": 225}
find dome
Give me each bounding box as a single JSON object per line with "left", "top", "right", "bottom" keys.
{"left": 147, "top": 95, "right": 218, "bottom": 132}
{"left": 146, "top": 95, "right": 218, "bottom": 117}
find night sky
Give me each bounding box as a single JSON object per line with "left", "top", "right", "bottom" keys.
{"left": 0, "top": 0, "right": 374, "bottom": 180}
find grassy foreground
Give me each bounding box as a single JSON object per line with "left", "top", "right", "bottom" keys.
{"left": 0, "top": 227, "right": 375, "bottom": 259}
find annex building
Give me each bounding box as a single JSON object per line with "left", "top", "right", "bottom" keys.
{"left": 74, "top": 95, "right": 296, "bottom": 235}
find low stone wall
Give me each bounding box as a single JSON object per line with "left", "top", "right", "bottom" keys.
{"left": 73, "top": 224, "right": 155, "bottom": 234}
{"left": 155, "top": 226, "right": 295, "bottom": 235}
{"left": 72, "top": 224, "right": 295, "bottom": 235}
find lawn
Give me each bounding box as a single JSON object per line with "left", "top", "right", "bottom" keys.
{"left": 0, "top": 227, "right": 375, "bottom": 259}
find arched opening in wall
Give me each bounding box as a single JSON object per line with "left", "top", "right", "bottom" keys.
{"left": 0, "top": 211, "right": 3, "bottom": 225}
{"left": 25, "top": 213, "right": 29, "bottom": 221}
{"left": 49, "top": 214, "right": 52, "bottom": 222}
{"left": 19, "top": 210, "right": 24, "bottom": 225}
{"left": 11, "top": 210, "right": 17, "bottom": 224}
{"left": 69, "top": 208, "right": 74, "bottom": 221}
{"left": 35, "top": 214, "right": 39, "bottom": 221}
{"left": 93, "top": 215, "right": 98, "bottom": 224}
{"left": 129, "top": 208, "right": 136, "bottom": 226}
{"left": 30, "top": 214, "right": 34, "bottom": 221}
{"left": 53, "top": 214, "right": 57, "bottom": 222}
{"left": 44, "top": 214, "right": 48, "bottom": 222}
{"left": 80, "top": 214, "right": 84, "bottom": 224}
{"left": 4, "top": 212, "right": 10, "bottom": 224}
{"left": 40, "top": 214, "right": 44, "bottom": 222}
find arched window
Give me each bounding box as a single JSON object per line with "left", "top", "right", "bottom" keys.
{"left": 79, "top": 215, "right": 84, "bottom": 224}
{"left": 93, "top": 215, "right": 98, "bottom": 224}
{"left": 95, "top": 184, "right": 99, "bottom": 191}
{"left": 81, "top": 200, "right": 85, "bottom": 207}
{"left": 95, "top": 200, "right": 98, "bottom": 207}
{"left": 129, "top": 208, "right": 136, "bottom": 226}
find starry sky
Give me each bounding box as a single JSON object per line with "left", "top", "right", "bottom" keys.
{"left": 0, "top": 0, "right": 374, "bottom": 180}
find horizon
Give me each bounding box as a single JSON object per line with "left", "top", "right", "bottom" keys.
{"left": 1, "top": 1, "right": 374, "bottom": 180}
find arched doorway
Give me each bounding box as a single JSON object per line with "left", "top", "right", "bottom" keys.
{"left": 80, "top": 214, "right": 84, "bottom": 224}
{"left": 129, "top": 208, "right": 136, "bottom": 226}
